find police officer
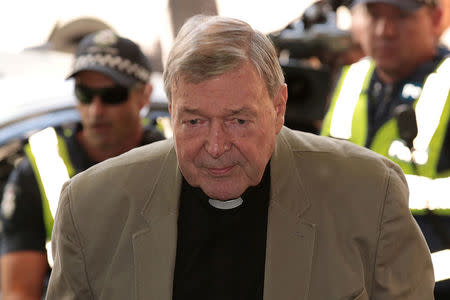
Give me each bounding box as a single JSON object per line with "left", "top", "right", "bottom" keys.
{"left": 321, "top": 0, "right": 450, "bottom": 296}
{"left": 0, "top": 30, "right": 165, "bottom": 299}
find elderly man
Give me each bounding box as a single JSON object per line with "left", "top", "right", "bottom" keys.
{"left": 46, "top": 15, "right": 433, "bottom": 299}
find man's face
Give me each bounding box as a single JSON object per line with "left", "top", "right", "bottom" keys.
{"left": 169, "top": 62, "right": 287, "bottom": 200}
{"left": 75, "top": 71, "right": 149, "bottom": 151}
{"left": 359, "top": 3, "right": 441, "bottom": 80}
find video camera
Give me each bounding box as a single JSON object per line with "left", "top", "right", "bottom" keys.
{"left": 269, "top": 0, "right": 355, "bottom": 133}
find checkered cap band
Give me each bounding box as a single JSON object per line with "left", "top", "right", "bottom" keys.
{"left": 72, "top": 53, "right": 151, "bottom": 83}
{"left": 67, "top": 30, "right": 151, "bottom": 86}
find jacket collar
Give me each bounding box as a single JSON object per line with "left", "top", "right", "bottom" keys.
{"left": 270, "top": 127, "right": 311, "bottom": 217}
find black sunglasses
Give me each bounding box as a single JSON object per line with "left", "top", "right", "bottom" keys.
{"left": 74, "top": 84, "right": 130, "bottom": 105}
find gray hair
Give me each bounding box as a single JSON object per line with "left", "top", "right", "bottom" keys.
{"left": 163, "top": 15, "right": 285, "bottom": 103}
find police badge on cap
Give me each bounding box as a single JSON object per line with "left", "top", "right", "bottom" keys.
{"left": 92, "top": 30, "right": 118, "bottom": 47}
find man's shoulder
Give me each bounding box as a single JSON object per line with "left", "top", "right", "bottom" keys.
{"left": 279, "top": 127, "right": 402, "bottom": 177}
{"left": 281, "top": 127, "right": 383, "bottom": 158}
{"left": 69, "top": 138, "right": 174, "bottom": 190}
{"left": 59, "top": 138, "right": 175, "bottom": 219}
{"left": 277, "top": 128, "right": 408, "bottom": 219}
{"left": 81, "top": 138, "right": 171, "bottom": 174}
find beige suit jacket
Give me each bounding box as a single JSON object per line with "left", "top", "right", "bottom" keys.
{"left": 46, "top": 127, "right": 434, "bottom": 300}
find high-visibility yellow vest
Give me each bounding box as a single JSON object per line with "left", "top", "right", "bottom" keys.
{"left": 321, "top": 57, "right": 450, "bottom": 214}
{"left": 24, "top": 127, "right": 76, "bottom": 240}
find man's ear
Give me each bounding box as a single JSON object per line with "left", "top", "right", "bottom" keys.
{"left": 433, "top": 6, "right": 444, "bottom": 36}
{"left": 140, "top": 83, "right": 153, "bottom": 110}
{"left": 274, "top": 83, "right": 288, "bottom": 132}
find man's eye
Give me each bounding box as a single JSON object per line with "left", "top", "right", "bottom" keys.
{"left": 237, "top": 119, "right": 246, "bottom": 125}
{"left": 189, "top": 119, "right": 199, "bottom": 125}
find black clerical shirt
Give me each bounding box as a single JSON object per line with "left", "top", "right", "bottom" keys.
{"left": 172, "top": 166, "right": 270, "bottom": 300}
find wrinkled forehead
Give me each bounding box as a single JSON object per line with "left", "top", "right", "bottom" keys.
{"left": 172, "top": 60, "right": 262, "bottom": 92}
{"left": 170, "top": 62, "right": 270, "bottom": 106}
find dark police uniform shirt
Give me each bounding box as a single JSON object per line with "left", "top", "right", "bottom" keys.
{"left": 173, "top": 165, "right": 270, "bottom": 300}
{"left": 366, "top": 46, "right": 450, "bottom": 173}
{"left": 0, "top": 123, "right": 164, "bottom": 255}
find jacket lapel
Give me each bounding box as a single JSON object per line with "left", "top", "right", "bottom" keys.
{"left": 264, "top": 129, "right": 316, "bottom": 300}
{"left": 132, "top": 145, "right": 181, "bottom": 300}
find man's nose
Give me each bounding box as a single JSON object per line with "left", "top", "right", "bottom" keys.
{"left": 375, "top": 17, "right": 396, "bottom": 37}
{"left": 205, "top": 122, "right": 231, "bottom": 158}
{"left": 88, "top": 96, "right": 106, "bottom": 116}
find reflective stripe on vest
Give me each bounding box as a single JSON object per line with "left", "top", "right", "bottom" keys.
{"left": 413, "top": 58, "right": 450, "bottom": 163}
{"left": 329, "top": 58, "right": 373, "bottom": 140}
{"left": 432, "top": 249, "right": 450, "bottom": 282}
{"left": 407, "top": 175, "right": 450, "bottom": 215}
{"left": 25, "top": 127, "right": 73, "bottom": 239}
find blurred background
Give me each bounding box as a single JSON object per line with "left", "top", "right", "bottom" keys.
{"left": 0, "top": 0, "right": 318, "bottom": 68}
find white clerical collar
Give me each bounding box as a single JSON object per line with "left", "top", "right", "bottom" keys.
{"left": 208, "top": 197, "right": 243, "bottom": 210}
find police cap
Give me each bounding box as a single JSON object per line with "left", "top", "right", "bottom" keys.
{"left": 67, "top": 30, "right": 152, "bottom": 87}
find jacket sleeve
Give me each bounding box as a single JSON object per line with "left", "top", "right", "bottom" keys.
{"left": 371, "top": 165, "right": 435, "bottom": 299}
{"left": 45, "top": 181, "right": 94, "bottom": 300}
